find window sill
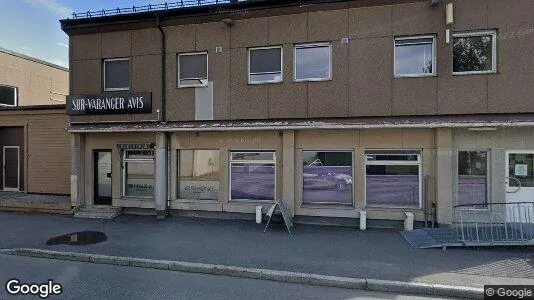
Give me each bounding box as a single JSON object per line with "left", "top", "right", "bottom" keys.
{"left": 121, "top": 196, "right": 154, "bottom": 201}
{"left": 178, "top": 84, "right": 209, "bottom": 89}
{"left": 300, "top": 203, "right": 355, "bottom": 210}
{"left": 104, "top": 88, "right": 130, "bottom": 92}
{"left": 394, "top": 74, "right": 436, "bottom": 79}
{"left": 365, "top": 205, "right": 422, "bottom": 211}
{"left": 174, "top": 199, "right": 219, "bottom": 203}
{"left": 452, "top": 70, "right": 498, "bottom": 76}
{"left": 294, "top": 78, "right": 332, "bottom": 83}
{"left": 247, "top": 81, "right": 283, "bottom": 85}
{"left": 229, "top": 199, "right": 274, "bottom": 204}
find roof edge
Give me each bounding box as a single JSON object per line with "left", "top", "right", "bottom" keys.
{"left": 0, "top": 47, "right": 69, "bottom": 72}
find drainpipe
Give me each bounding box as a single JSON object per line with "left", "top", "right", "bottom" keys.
{"left": 154, "top": 13, "right": 169, "bottom": 218}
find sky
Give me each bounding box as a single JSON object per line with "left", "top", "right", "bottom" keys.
{"left": 0, "top": 0, "right": 151, "bottom": 68}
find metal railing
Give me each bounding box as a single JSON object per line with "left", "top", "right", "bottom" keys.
{"left": 453, "top": 202, "right": 534, "bottom": 245}
{"left": 70, "top": 0, "right": 238, "bottom": 19}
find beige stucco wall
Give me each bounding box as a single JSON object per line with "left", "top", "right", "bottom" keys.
{"left": 0, "top": 51, "right": 68, "bottom": 106}
{"left": 80, "top": 129, "right": 438, "bottom": 222}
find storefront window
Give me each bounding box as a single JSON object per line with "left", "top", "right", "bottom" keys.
{"left": 458, "top": 151, "right": 488, "bottom": 205}
{"left": 230, "top": 151, "right": 275, "bottom": 201}
{"left": 366, "top": 150, "right": 421, "bottom": 207}
{"left": 124, "top": 150, "right": 154, "bottom": 197}
{"left": 178, "top": 150, "right": 220, "bottom": 200}
{"left": 302, "top": 151, "right": 353, "bottom": 205}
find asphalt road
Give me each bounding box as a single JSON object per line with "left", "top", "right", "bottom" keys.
{"left": 0, "top": 255, "right": 454, "bottom": 300}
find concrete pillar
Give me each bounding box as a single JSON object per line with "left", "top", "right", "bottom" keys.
{"left": 282, "top": 130, "right": 295, "bottom": 216}
{"left": 70, "top": 133, "right": 85, "bottom": 207}
{"left": 155, "top": 132, "right": 168, "bottom": 218}
{"left": 435, "top": 128, "right": 453, "bottom": 225}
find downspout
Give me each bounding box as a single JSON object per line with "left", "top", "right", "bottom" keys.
{"left": 156, "top": 13, "right": 166, "bottom": 122}
{"left": 156, "top": 13, "right": 171, "bottom": 215}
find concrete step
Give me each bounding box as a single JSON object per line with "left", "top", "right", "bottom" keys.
{"left": 74, "top": 206, "right": 122, "bottom": 219}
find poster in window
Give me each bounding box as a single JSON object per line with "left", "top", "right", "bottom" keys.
{"left": 515, "top": 164, "right": 528, "bottom": 177}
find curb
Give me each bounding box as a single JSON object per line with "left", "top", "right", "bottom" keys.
{"left": 0, "top": 248, "right": 483, "bottom": 299}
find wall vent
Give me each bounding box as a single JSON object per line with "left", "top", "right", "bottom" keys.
{"left": 215, "top": 46, "right": 223, "bottom": 53}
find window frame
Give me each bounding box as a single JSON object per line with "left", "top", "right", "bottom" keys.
{"left": 364, "top": 149, "right": 423, "bottom": 209}
{"left": 103, "top": 58, "right": 130, "bottom": 92}
{"left": 248, "top": 46, "right": 283, "bottom": 85}
{"left": 122, "top": 149, "right": 155, "bottom": 199}
{"left": 229, "top": 151, "right": 276, "bottom": 202}
{"left": 301, "top": 150, "right": 355, "bottom": 206}
{"left": 294, "top": 42, "right": 332, "bottom": 82}
{"left": 177, "top": 149, "right": 220, "bottom": 201}
{"left": 177, "top": 52, "right": 209, "bottom": 88}
{"left": 0, "top": 84, "right": 18, "bottom": 107}
{"left": 455, "top": 149, "right": 491, "bottom": 207}
{"left": 452, "top": 30, "right": 498, "bottom": 76}
{"left": 394, "top": 35, "right": 437, "bottom": 78}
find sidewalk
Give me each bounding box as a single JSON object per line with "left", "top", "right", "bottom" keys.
{"left": 1, "top": 211, "right": 533, "bottom": 290}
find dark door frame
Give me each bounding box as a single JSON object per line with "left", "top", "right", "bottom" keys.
{"left": 93, "top": 149, "right": 112, "bottom": 205}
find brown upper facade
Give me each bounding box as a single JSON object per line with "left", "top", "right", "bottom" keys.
{"left": 62, "top": 0, "right": 534, "bottom": 123}
{"left": 0, "top": 48, "right": 69, "bottom": 107}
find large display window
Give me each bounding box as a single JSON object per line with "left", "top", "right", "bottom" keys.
{"left": 365, "top": 150, "right": 422, "bottom": 207}
{"left": 229, "top": 151, "right": 276, "bottom": 201}
{"left": 457, "top": 150, "right": 489, "bottom": 205}
{"left": 178, "top": 150, "right": 220, "bottom": 200}
{"left": 123, "top": 150, "right": 154, "bottom": 198}
{"left": 302, "top": 151, "right": 353, "bottom": 205}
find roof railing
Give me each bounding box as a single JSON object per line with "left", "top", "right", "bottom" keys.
{"left": 70, "top": 0, "right": 242, "bottom": 19}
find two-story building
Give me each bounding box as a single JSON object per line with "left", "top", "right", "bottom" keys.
{"left": 61, "top": 0, "right": 534, "bottom": 226}
{"left": 0, "top": 47, "right": 70, "bottom": 194}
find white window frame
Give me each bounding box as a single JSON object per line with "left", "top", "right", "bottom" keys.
{"left": 0, "top": 85, "right": 18, "bottom": 107}
{"left": 248, "top": 46, "right": 283, "bottom": 84}
{"left": 229, "top": 151, "right": 276, "bottom": 202}
{"left": 103, "top": 58, "right": 130, "bottom": 92}
{"left": 452, "top": 30, "right": 498, "bottom": 76}
{"left": 301, "top": 150, "right": 355, "bottom": 206}
{"left": 177, "top": 149, "right": 220, "bottom": 201}
{"left": 455, "top": 149, "right": 491, "bottom": 207}
{"left": 394, "top": 35, "right": 437, "bottom": 78}
{"left": 294, "top": 42, "right": 332, "bottom": 82}
{"left": 178, "top": 52, "right": 209, "bottom": 88}
{"left": 122, "top": 149, "right": 154, "bottom": 198}
{"left": 364, "top": 150, "right": 423, "bottom": 209}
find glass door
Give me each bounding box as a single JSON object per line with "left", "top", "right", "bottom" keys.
{"left": 94, "top": 150, "right": 112, "bottom": 205}
{"left": 506, "top": 151, "right": 534, "bottom": 222}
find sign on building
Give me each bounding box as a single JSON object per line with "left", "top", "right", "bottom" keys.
{"left": 67, "top": 92, "right": 152, "bottom": 115}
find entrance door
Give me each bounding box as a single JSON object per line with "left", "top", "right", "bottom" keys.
{"left": 3, "top": 146, "right": 20, "bottom": 191}
{"left": 506, "top": 151, "right": 534, "bottom": 222}
{"left": 94, "top": 150, "right": 112, "bottom": 205}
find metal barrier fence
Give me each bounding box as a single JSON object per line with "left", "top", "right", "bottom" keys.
{"left": 71, "top": 0, "right": 236, "bottom": 19}
{"left": 453, "top": 202, "right": 534, "bottom": 245}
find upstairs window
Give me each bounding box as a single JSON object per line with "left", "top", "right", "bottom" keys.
{"left": 0, "top": 85, "right": 17, "bottom": 106}
{"left": 295, "top": 43, "right": 331, "bottom": 82}
{"left": 103, "top": 58, "right": 130, "bottom": 91}
{"left": 178, "top": 52, "right": 208, "bottom": 87}
{"left": 248, "top": 46, "right": 283, "bottom": 84}
{"left": 394, "top": 36, "right": 436, "bottom": 77}
{"left": 453, "top": 30, "right": 497, "bottom": 75}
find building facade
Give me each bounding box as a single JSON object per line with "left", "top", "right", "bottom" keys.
{"left": 61, "top": 0, "right": 534, "bottom": 226}
{"left": 0, "top": 48, "right": 70, "bottom": 193}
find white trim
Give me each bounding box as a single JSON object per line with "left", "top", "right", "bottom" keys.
{"left": 3, "top": 146, "right": 20, "bottom": 191}
{"left": 178, "top": 52, "right": 209, "bottom": 88}
{"left": 394, "top": 35, "right": 437, "bottom": 78}
{"left": 364, "top": 149, "right": 423, "bottom": 209}
{"left": 452, "top": 30, "right": 498, "bottom": 75}
{"left": 456, "top": 149, "right": 491, "bottom": 206}
{"left": 103, "top": 58, "right": 130, "bottom": 92}
{"left": 300, "top": 150, "right": 355, "bottom": 206}
{"left": 122, "top": 149, "right": 155, "bottom": 198}
{"left": 294, "top": 42, "right": 332, "bottom": 82}
{"left": 229, "top": 151, "right": 276, "bottom": 202}
{"left": 248, "top": 46, "right": 283, "bottom": 84}
{"left": 0, "top": 85, "right": 18, "bottom": 107}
